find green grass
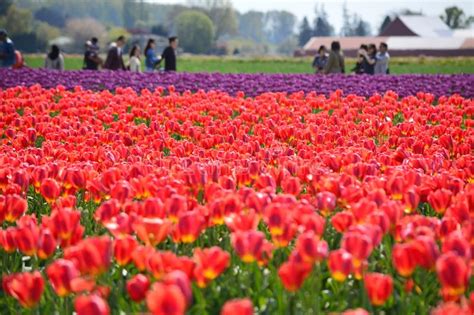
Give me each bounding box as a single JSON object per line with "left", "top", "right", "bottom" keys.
{"left": 24, "top": 55, "right": 474, "bottom": 74}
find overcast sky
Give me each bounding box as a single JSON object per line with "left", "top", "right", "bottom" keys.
{"left": 149, "top": 0, "right": 474, "bottom": 33}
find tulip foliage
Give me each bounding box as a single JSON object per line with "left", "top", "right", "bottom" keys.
{"left": 0, "top": 84, "right": 473, "bottom": 314}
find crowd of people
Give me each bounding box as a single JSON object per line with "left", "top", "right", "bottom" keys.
{"left": 312, "top": 41, "right": 390, "bottom": 75}
{"left": 1, "top": 28, "right": 178, "bottom": 72}
{"left": 2, "top": 27, "right": 392, "bottom": 75}
{"left": 80, "top": 35, "right": 178, "bottom": 72}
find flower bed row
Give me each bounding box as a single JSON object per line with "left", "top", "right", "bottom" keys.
{"left": 0, "top": 68, "right": 473, "bottom": 98}
{"left": 0, "top": 85, "right": 473, "bottom": 315}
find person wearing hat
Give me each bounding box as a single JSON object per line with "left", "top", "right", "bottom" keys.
{"left": 0, "top": 29, "right": 16, "bottom": 68}
{"left": 156, "top": 36, "right": 178, "bottom": 72}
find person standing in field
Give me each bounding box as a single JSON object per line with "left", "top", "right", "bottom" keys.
{"left": 104, "top": 35, "right": 126, "bottom": 70}
{"left": 44, "top": 45, "right": 65, "bottom": 70}
{"left": 144, "top": 39, "right": 161, "bottom": 72}
{"left": 312, "top": 45, "right": 328, "bottom": 74}
{"left": 375, "top": 42, "right": 390, "bottom": 74}
{"left": 0, "top": 29, "right": 16, "bottom": 68}
{"left": 83, "top": 40, "right": 102, "bottom": 70}
{"left": 359, "top": 43, "right": 377, "bottom": 75}
{"left": 324, "top": 41, "right": 345, "bottom": 74}
{"left": 157, "top": 36, "right": 178, "bottom": 72}
{"left": 128, "top": 45, "right": 141, "bottom": 73}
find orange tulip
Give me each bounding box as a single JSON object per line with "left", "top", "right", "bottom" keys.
{"left": 133, "top": 216, "right": 172, "bottom": 246}
{"left": 436, "top": 252, "right": 470, "bottom": 301}
{"left": 74, "top": 295, "right": 110, "bottom": 315}
{"left": 221, "top": 298, "right": 253, "bottom": 315}
{"left": 278, "top": 260, "right": 312, "bottom": 292}
{"left": 146, "top": 282, "right": 186, "bottom": 315}
{"left": 2, "top": 271, "right": 44, "bottom": 308}
{"left": 113, "top": 235, "right": 138, "bottom": 266}
{"left": 126, "top": 274, "right": 150, "bottom": 302}
{"left": 363, "top": 273, "right": 393, "bottom": 306}
{"left": 46, "top": 259, "right": 80, "bottom": 297}
{"left": 328, "top": 249, "right": 353, "bottom": 282}
{"left": 193, "top": 247, "right": 230, "bottom": 288}
{"left": 132, "top": 245, "right": 155, "bottom": 272}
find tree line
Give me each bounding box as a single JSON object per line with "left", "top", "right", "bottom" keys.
{"left": 1, "top": 1, "right": 472, "bottom": 55}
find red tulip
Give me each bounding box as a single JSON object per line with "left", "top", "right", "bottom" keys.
{"left": 46, "top": 259, "right": 80, "bottom": 297}
{"left": 295, "top": 231, "right": 328, "bottom": 264}
{"left": 47, "top": 207, "right": 83, "bottom": 247}
{"left": 2, "top": 194, "right": 27, "bottom": 223}
{"left": 342, "top": 309, "right": 370, "bottom": 315}
{"left": 412, "top": 236, "right": 439, "bottom": 270}
{"left": 40, "top": 178, "right": 61, "bottom": 203}
{"left": 427, "top": 189, "right": 452, "bottom": 215}
{"left": 278, "top": 260, "right": 312, "bottom": 292}
{"left": 431, "top": 302, "right": 471, "bottom": 315}
{"left": 74, "top": 295, "right": 110, "bottom": 315}
{"left": 113, "top": 235, "right": 138, "bottom": 266}
{"left": 2, "top": 271, "right": 44, "bottom": 308}
{"left": 225, "top": 209, "right": 260, "bottom": 232}
{"left": 15, "top": 217, "right": 39, "bottom": 256}
{"left": 126, "top": 274, "right": 150, "bottom": 302}
{"left": 392, "top": 242, "right": 418, "bottom": 277}
{"left": 193, "top": 247, "right": 230, "bottom": 288}
{"left": 37, "top": 229, "right": 57, "bottom": 259}
{"left": 341, "top": 231, "right": 373, "bottom": 269}
{"left": 436, "top": 252, "right": 470, "bottom": 301}
{"left": 146, "top": 282, "right": 186, "bottom": 315}
{"left": 172, "top": 211, "right": 205, "bottom": 243}
{"left": 364, "top": 273, "right": 393, "bottom": 306}
{"left": 328, "top": 249, "right": 353, "bottom": 282}
{"left": 231, "top": 230, "right": 273, "bottom": 265}
{"left": 163, "top": 270, "right": 193, "bottom": 306}
{"left": 221, "top": 298, "right": 253, "bottom": 315}
{"left": 331, "top": 211, "right": 355, "bottom": 233}
{"left": 0, "top": 227, "right": 17, "bottom": 253}
{"left": 315, "top": 191, "right": 337, "bottom": 217}
{"left": 64, "top": 236, "right": 112, "bottom": 276}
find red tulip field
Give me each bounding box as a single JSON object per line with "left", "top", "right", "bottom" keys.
{"left": 0, "top": 84, "right": 473, "bottom": 315}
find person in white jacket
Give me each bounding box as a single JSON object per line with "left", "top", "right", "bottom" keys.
{"left": 44, "top": 45, "right": 64, "bottom": 70}
{"left": 375, "top": 42, "right": 390, "bottom": 75}
{"left": 128, "top": 45, "right": 141, "bottom": 73}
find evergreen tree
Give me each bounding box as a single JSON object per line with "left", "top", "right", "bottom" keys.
{"left": 379, "top": 16, "right": 391, "bottom": 34}
{"left": 313, "top": 5, "right": 334, "bottom": 36}
{"left": 298, "top": 17, "right": 312, "bottom": 46}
